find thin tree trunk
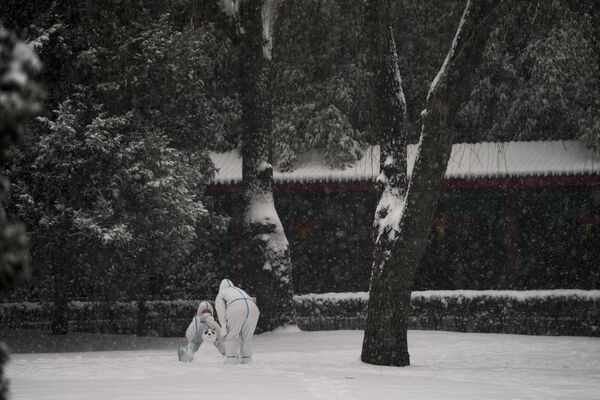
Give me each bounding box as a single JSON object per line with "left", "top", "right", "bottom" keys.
{"left": 361, "top": 0, "right": 501, "bottom": 366}
{"left": 51, "top": 252, "right": 69, "bottom": 335}
{"left": 136, "top": 299, "right": 147, "bottom": 336}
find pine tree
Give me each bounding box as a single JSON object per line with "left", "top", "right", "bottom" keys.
{"left": 458, "top": 2, "right": 600, "bottom": 145}
{"left": 4, "top": 4, "right": 234, "bottom": 331}
{"left": 271, "top": 0, "right": 371, "bottom": 170}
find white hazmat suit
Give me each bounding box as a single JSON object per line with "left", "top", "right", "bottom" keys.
{"left": 215, "top": 279, "right": 260, "bottom": 364}
{"left": 177, "top": 300, "right": 225, "bottom": 362}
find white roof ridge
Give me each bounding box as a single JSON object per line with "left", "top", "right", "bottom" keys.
{"left": 209, "top": 141, "right": 599, "bottom": 185}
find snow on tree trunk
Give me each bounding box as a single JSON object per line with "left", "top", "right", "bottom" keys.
{"left": 221, "top": 0, "right": 295, "bottom": 331}
{"left": 360, "top": 0, "right": 410, "bottom": 367}
{"left": 361, "top": 0, "right": 501, "bottom": 366}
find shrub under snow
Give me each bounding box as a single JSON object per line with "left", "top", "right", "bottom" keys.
{"left": 1, "top": 290, "right": 598, "bottom": 337}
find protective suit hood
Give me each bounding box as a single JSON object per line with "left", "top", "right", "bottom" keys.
{"left": 197, "top": 300, "right": 213, "bottom": 315}
{"left": 219, "top": 279, "right": 235, "bottom": 292}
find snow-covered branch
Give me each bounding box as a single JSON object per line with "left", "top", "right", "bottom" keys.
{"left": 219, "top": 0, "right": 240, "bottom": 16}
{"left": 261, "top": 0, "right": 278, "bottom": 60}
{"left": 388, "top": 25, "right": 407, "bottom": 117}
{"left": 218, "top": 0, "right": 278, "bottom": 60}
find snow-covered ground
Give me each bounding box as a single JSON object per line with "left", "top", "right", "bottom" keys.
{"left": 6, "top": 328, "right": 600, "bottom": 400}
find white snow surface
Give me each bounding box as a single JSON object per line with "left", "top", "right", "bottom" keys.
{"left": 7, "top": 329, "right": 600, "bottom": 400}
{"left": 210, "top": 146, "right": 380, "bottom": 184}
{"left": 210, "top": 141, "right": 600, "bottom": 184}
{"left": 295, "top": 290, "right": 600, "bottom": 302}
{"left": 407, "top": 141, "right": 600, "bottom": 179}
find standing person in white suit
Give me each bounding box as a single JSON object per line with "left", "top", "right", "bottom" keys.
{"left": 215, "top": 278, "right": 260, "bottom": 364}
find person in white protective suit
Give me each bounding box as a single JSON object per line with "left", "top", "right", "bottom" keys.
{"left": 214, "top": 279, "right": 260, "bottom": 364}
{"left": 177, "top": 300, "right": 225, "bottom": 362}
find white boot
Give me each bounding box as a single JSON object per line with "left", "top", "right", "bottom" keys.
{"left": 223, "top": 340, "right": 238, "bottom": 365}
{"left": 240, "top": 356, "right": 252, "bottom": 364}
{"left": 240, "top": 339, "right": 253, "bottom": 364}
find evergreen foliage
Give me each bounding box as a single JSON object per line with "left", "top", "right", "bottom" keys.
{"left": 1, "top": 2, "right": 233, "bottom": 330}
{"left": 459, "top": 2, "right": 600, "bottom": 146}
{"left": 0, "top": 23, "right": 41, "bottom": 400}
{"left": 272, "top": 0, "right": 370, "bottom": 170}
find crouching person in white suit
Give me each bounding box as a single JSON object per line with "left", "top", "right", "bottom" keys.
{"left": 215, "top": 279, "right": 260, "bottom": 364}
{"left": 178, "top": 300, "right": 225, "bottom": 362}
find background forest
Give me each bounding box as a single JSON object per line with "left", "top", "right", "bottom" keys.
{"left": 1, "top": 0, "right": 599, "bottom": 309}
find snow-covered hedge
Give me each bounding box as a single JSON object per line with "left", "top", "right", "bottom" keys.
{"left": 294, "top": 290, "right": 600, "bottom": 336}
{"left": 0, "top": 300, "right": 198, "bottom": 336}
{"left": 2, "top": 290, "right": 599, "bottom": 336}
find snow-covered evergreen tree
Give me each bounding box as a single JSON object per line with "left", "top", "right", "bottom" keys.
{"left": 3, "top": 6, "right": 233, "bottom": 332}
{"left": 271, "top": 0, "right": 371, "bottom": 171}
{"left": 459, "top": 2, "right": 600, "bottom": 147}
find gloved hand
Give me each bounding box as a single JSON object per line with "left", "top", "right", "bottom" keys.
{"left": 220, "top": 326, "right": 227, "bottom": 337}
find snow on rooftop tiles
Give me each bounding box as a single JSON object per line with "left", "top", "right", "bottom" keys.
{"left": 209, "top": 141, "right": 600, "bottom": 184}
{"left": 417, "top": 140, "right": 600, "bottom": 179}
{"left": 210, "top": 146, "right": 380, "bottom": 185}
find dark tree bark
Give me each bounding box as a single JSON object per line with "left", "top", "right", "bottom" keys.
{"left": 220, "top": 0, "right": 295, "bottom": 331}
{"left": 136, "top": 299, "right": 148, "bottom": 336}
{"left": 50, "top": 234, "right": 70, "bottom": 335}
{"left": 361, "top": 0, "right": 501, "bottom": 366}
{"left": 360, "top": 0, "right": 410, "bottom": 366}
{"left": 50, "top": 269, "right": 69, "bottom": 335}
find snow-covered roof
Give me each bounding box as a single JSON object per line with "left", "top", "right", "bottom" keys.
{"left": 419, "top": 140, "right": 600, "bottom": 179}
{"left": 210, "top": 146, "right": 380, "bottom": 185}
{"left": 209, "top": 141, "right": 600, "bottom": 185}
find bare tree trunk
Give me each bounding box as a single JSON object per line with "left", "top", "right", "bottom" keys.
{"left": 222, "top": 0, "right": 295, "bottom": 331}
{"left": 360, "top": 0, "right": 409, "bottom": 366}
{"left": 136, "top": 299, "right": 147, "bottom": 336}
{"left": 361, "top": 0, "right": 500, "bottom": 366}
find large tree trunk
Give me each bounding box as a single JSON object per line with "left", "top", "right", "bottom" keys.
{"left": 361, "top": 0, "right": 500, "bottom": 366}
{"left": 360, "top": 0, "right": 409, "bottom": 366}
{"left": 229, "top": 0, "right": 295, "bottom": 331}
